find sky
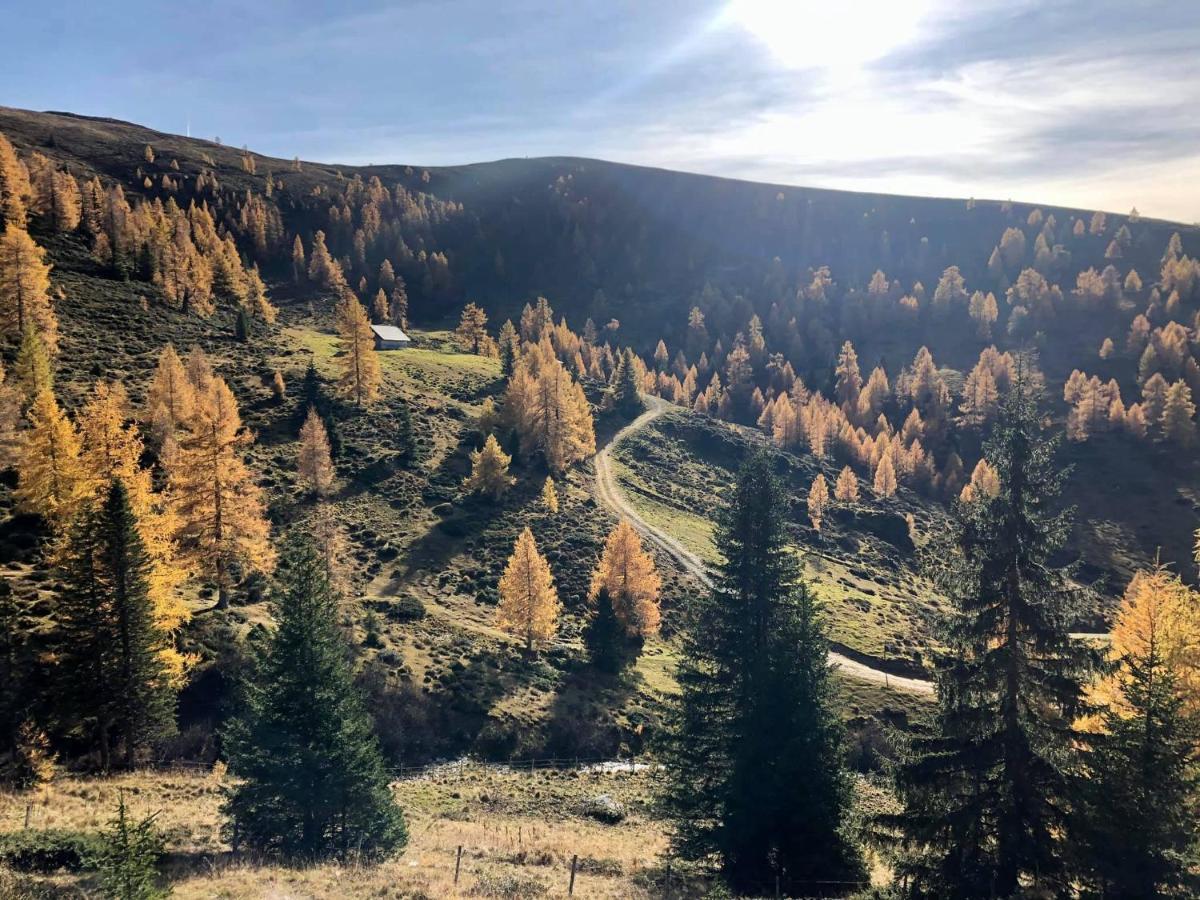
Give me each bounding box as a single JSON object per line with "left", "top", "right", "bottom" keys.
{"left": 4, "top": 0, "right": 1200, "bottom": 222}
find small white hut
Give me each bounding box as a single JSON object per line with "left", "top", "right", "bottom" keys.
{"left": 370, "top": 324, "right": 412, "bottom": 350}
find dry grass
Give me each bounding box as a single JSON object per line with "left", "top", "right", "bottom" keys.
{"left": 0, "top": 765, "right": 671, "bottom": 899}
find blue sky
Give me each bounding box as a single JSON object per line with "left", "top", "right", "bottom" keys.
{"left": 4, "top": 0, "right": 1199, "bottom": 222}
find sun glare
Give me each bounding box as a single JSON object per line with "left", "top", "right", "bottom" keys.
{"left": 728, "top": 0, "right": 933, "bottom": 72}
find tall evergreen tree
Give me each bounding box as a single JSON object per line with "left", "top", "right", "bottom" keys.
{"left": 55, "top": 480, "right": 176, "bottom": 771}
{"left": 584, "top": 586, "right": 626, "bottom": 675}
{"left": 605, "top": 347, "right": 643, "bottom": 417}
{"left": 224, "top": 537, "right": 406, "bottom": 860}
{"left": 661, "top": 451, "right": 863, "bottom": 895}
{"left": 1079, "top": 637, "right": 1199, "bottom": 897}
{"left": 892, "top": 378, "right": 1100, "bottom": 897}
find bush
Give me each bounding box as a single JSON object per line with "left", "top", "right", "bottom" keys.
{"left": 579, "top": 794, "right": 626, "bottom": 824}
{"left": 0, "top": 829, "right": 105, "bottom": 873}
{"left": 387, "top": 594, "right": 427, "bottom": 623}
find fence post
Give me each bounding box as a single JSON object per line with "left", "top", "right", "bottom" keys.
{"left": 568, "top": 854, "right": 578, "bottom": 895}
{"left": 24, "top": 803, "right": 31, "bottom": 829}
{"left": 455, "top": 845, "right": 463, "bottom": 884}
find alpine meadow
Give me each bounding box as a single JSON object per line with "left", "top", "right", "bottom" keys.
{"left": 1, "top": 3, "right": 1200, "bottom": 897}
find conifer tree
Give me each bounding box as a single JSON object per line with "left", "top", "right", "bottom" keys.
{"left": 145, "top": 343, "right": 195, "bottom": 442}
{"left": 605, "top": 347, "right": 643, "bottom": 417}
{"left": 589, "top": 520, "right": 661, "bottom": 638}
{"left": 834, "top": 465, "right": 859, "bottom": 503}
{"left": 807, "top": 472, "right": 829, "bottom": 531}
{"left": 0, "top": 226, "right": 57, "bottom": 351}
{"left": 0, "top": 363, "right": 20, "bottom": 471}
{"left": 462, "top": 433, "right": 514, "bottom": 500}
{"left": 1079, "top": 622, "right": 1199, "bottom": 897}
{"left": 661, "top": 452, "right": 862, "bottom": 895}
{"left": 291, "top": 234, "right": 306, "bottom": 283}
{"left": 496, "top": 527, "right": 559, "bottom": 652}
{"left": 54, "top": 480, "right": 176, "bottom": 770}
{"left": 95, "top": 792, "right": 166, "bottom": 900}
{"left": 585, "top": 586, "right": 624, "bottom": 674}
{"left": 892, "top": 380, "right": 1100, "bottom": 897}
{"left": 390, "top": 278, "right": 409, "bottom": 330}
{"left": 497, "top": 320, "right": 519, "bottom": 376}
{"left": 16, "top": 389, "right": 85, "bottom": 528}
{"left": 873, "top": 453, "right": 897, "bottom": 498}
{"left": 541, "top": 476, "right": 559, "bottom": 513}
{"left": 13, "top": 321, "right": 53, "bottom": 401}
{"left": 296, "top": 407, "right": 335, "bottom": 498}
{"left": 0, "top": 132, "right": 31, "bottom": 227}
{"left": 1160, "top": 380, "right": 1196, "bottom": 445}
{"left": 335, "top": 292, "right": 382, "bottom": 407}
{"left": 371, "top": 288, "right": 390, "bottom": 324}
{"left": 455, "top": 302, "right": 489, "bottom": 354}
{"left": 167, "top": 377, "right": 274, "bottom": 608}
{"left": 224, "top": 537, "right": 407, "bottom": 860}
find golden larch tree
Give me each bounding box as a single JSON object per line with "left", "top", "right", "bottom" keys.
{"left": 15, "top": 389, "right": 85, "bottom": 528}
{"left": 13, "top": 322, "right": 53, "bottom": 402}
{"left": 589, "top": 519, "right": 661, "bottom": 638}
{"left": 807, "top": 473, "right": 829, "bottom": 531}
{"left": 146, "top": 343, "right": 195, "bottom": 442}
{"left": 462, "top": 433, "right": 514, "bottom": 500}
{"left": 497, "top": 527, "right": 560, "bottom": 651}
{"left": 1161, "top": 381, "right": 1196, "bottom": 446}
{"left": 455, "top": 302, "right": 489, "bottom": 354}
{"left": 541, "top": 476, "right": 559, "bottom": 513}
{"left": 834, "top": 465, "right": 859, "bottom": 503}
{"left": 297, "top": 406, "right": 335, "bottom": 498}
{"left": 335, "top": 292, "right": 382, "bottom": 407}
{"left": 167, "top": 376, "right": 275, "bottom": 608}
{"left": 0, "top": 227, "right": 58, "bottom": 352}
{"left": 0, "top": 131, "right": 32, "bottom": 227}
{"left": 1084, "top": 564, "right": 1200, "bottom": 725}
{"left": 873, "top": 453, "right": 897, "bottom": 498}
{"left": 76, "top": 381, "right": 190, "bottom": 671}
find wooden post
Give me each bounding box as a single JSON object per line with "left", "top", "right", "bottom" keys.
{"left": 24, "top": 803, "right": 31, "bottom": 829}
{"left": 454, "top": 845, "right": 463, "bottom": 884}
{"left": 568, "top": 854, "right": 578, "bottom": 895}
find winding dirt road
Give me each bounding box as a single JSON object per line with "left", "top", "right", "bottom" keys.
{"left": 593, "top": 396, "right": 936, "bottom": 696}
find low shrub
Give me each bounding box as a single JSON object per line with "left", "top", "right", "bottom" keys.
{"left": 0, "top": 829, "right": 105, "bottom": 873}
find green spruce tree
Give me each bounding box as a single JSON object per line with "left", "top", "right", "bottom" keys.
{"left": 223, "top": 536, "right": 407, "bottom": 860}
{"left": 95, "top": 791, "right": 166, "bottom": 900}
{"left": 892, "top": 376, "right": 1100, "bottom": 897}
{"left": 661, "top": 451, "right": 863, "bottom": 895}
{"left": 54, "top": 480, "right": 176, "bottom": 771}
{"left": 1080, "top": 644, "right": 1199, "bottom": 897}
{"left": 584, "top": 586, "right": 625, "bottom": 674}
{"left": 606, "top": 347, "right": 643, "bottom": 417}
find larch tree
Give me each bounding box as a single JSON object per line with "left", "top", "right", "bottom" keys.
{"left": 0, "top": 227, "right": 58, "bottom": 352}
{"left": 296, "top": 407, "right": 335, "bottom": 498}
{"left": 496, "top": 527, "right": 560, "bottom": 652}
{"left": 0, "top": 131, "right": 31, "bottom": 227}
{"left": 873, "top": 453, "right": 897, "bottom": 498}
{"left": 290, "top": 234, "right": 305, "bottom": 283}
{"left": 223, "top": 537, "right": 407, "bottom": 860}
{"left": 589, "top": 519, "right": 661, "bottom": 639}
{"left": 334, "top": 292, "right": 382, "bottom": 407}
{"left": 455, "top": 302, "right": 489, "bottom": 354}
{"left": 1160, "top": 380, "right": 1196, "bottom": 445}
{"left": 167, "top": 376, "right": 275, "bottom": 608}
{"left": 462, "top": 433, "right": 514, "bottom": 500}
{"left": 13, "top": 321, "right": 53, "bottom": 401}
{"left": 145, "top": 343, "right": 195, "bottom": 444}
{"left": 1079, "top": 567, "right": 1199, "bottom": 897}
{"left": 661, "top": 451, "right": 863, "bottom": 895}
{"left": 835, "top": 340, "right": 863, "bottom": 411}
{"left": 892, "top": 381, "right": 1100, "bottom": 897}
{"left": 541, "top": 476, "right": 559, "bottom": 513}
{"left": 834, "top": 465, "right": 859, "bottom": 503}
{"left": 15, "top": 389, "right": 85, "bottom": 529}
{"left": 371, "top": 288, "right": 390, "bottom": 324}
{"left": 807, "top": 472, "right": 829, "bottom": 531}
{"left": 0, "top": 362, "right": 20, "bottom": 470}
{"left": 54, "top": 480, "right": 177, "bottom": 771}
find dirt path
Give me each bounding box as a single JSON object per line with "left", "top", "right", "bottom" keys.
{"left": 593, "top": 396, "right": 936, "bottom": 696}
